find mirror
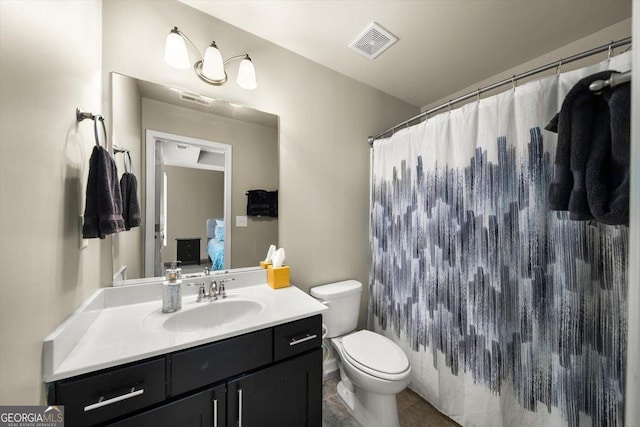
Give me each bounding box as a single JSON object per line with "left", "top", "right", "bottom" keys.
{"left": 111, "top": 73, "right": 279, "bottom": 283}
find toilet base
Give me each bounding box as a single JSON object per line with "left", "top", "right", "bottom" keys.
{"left": 336, "top": 380, "right": 355, "bottom": 412}
{"left": 336, "top": 380, "right": 401, "bottom": 427}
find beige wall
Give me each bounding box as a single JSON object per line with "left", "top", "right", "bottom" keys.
{"left": 2, "top": 0, "right": 627, "bottom": 407}
{"left": 163, "top": 166, "right": 224, "bottom": 264}
{"left": 422, "top": 19, "right": 632, "bottom": 112}
{"left": 0, "top": 1, "right": 102, "bottom": 404}
{"left": 141, "top": 97, "right": 279, "bottom": 268}
{"left": 111, "top": 73, "right": 143, "bottom": 279}
{"left": 102, "top": 0, "right": 418, "bottom": 330}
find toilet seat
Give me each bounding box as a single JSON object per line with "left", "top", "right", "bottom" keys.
{"left": 340, "top": 330, "right": 410, "bottom": 381}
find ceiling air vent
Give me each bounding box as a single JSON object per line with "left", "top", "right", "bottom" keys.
{"left": 179, "top": 92, "right": 212, "bottom": 107}
{"left": 349, "top": 22, "right": 398, "bottom": 60}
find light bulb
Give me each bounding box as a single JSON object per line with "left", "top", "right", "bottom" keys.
{"left": 164, "top": 28, "right": 190, "bottom": 69}
{"left": 236, "top": 56, "right": 257, "bottom": 90}
{"left": 202, "top": 42, "right": 226, "bottom": 81}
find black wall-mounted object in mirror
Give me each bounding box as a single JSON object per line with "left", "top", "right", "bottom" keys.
{"left": 246, "top": 190, "right": 278, "bottom": 217}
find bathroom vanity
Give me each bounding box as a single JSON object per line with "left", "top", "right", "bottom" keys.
{"left": 43, "top": 270, "right": 327, "bottom": 426}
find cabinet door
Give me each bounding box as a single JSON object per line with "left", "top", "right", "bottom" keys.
{"left": 108, "top": 385, "right": 226, "bottom": 427}
{"left": 227, "top": 348, "right": 321, "bottom": 427}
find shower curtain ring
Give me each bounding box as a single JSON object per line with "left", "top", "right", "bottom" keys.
{"left": 476, "top": 88, "right": 481, "bottom": 102}
{"left": 511, "top": 76, "right": 517, "bottom": 90}
{"left": 556, "top": 59, "right": 563, "bottom": 76}
{"left": 607, "top": 40, "right": 614, "bottom": 61}
{"left": 448, "top": 100, "right": 452, "bottom": 112}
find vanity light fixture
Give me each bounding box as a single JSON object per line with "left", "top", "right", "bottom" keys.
{"left": 164, "top": 26, "right": 257, "bottom": 90}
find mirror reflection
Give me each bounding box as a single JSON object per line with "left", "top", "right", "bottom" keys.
{"left": 110, "top": 73, "right": 279, "bottom": 283}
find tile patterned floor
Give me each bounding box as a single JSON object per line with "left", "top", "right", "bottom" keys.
{"left": 322, "top": 377, "right": 460, "bottom": 427}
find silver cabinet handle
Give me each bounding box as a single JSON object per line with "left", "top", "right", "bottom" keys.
{"left": 238, "top": 388, "right": 243, "bottom": 427}
{"left": 83, "top": 387, "right": 144, "bottom": 412}
{"left": 289, "top": 333, "right": 317, "bottom": 346}
{"left": 213, "top": 398, "right": 218, "bottom": 427}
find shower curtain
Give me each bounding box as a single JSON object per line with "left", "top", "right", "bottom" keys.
{"left": 369, "top": 53, "right": 631, "bottom": 427}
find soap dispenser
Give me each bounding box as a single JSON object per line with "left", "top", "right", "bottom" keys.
{"left": 162, "top": 263, "right": 182, "bottom": 313}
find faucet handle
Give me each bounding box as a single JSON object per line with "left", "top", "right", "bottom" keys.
{"left": 218, "top": 278, "right": 233, "bottom": 298}
{"left": 218, "top": 285, "right": 227, "bottom": 299}
{"left": 189, "top": 282, "right": 208, "bottom": 302}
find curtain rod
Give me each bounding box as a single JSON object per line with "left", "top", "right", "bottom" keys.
{"left": 368, "top": 36, "right": 632, "bottom": 145}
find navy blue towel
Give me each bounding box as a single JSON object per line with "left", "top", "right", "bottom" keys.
{"left": 546, "top": 70, "right": 630, "bottom": 225}
{"left": 82, "top": 146, "right": 125, "bottom": 238}
{"left": 586, "top": 80, "right": 630, "bottom": 225}
{"left": 120, "top": 172, "right": 141, "bottom": 230}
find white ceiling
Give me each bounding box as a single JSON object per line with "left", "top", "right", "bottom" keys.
{"left": 180, "top": 1, "right": 631, "bottom": 107}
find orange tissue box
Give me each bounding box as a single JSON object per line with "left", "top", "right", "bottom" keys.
{"left": 267, "top": 266, "right": 290, "bottom": 289}
{"left": 260, "top": 261, "right": 272, "bottom": 269}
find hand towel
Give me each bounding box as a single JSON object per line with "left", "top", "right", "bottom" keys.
{"left": 120, "top": 172, "right": 141, "bottom": 230}
{"left": 82, "top": 146, "right": 125, "bottom": 238}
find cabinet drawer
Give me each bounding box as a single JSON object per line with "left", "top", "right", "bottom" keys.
{"left": 55, "top": 358, "right": 165, "bottom": 427}
{"left": 273, "top": 315, "right": 322, "bottom": 361}
{"left": 170, "top": 329, "right": 272, "bottom": 396}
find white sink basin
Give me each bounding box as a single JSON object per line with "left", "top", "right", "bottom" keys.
{"left": 162, "top": 299, "right": 264, "bottom": 332}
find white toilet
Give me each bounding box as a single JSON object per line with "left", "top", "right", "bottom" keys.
{"left": 310, "top": 280, "right": 411, "bottom": 427}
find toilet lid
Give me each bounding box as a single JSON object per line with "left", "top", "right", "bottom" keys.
{"left": 341, "top": 330, "right": 410, "bottom": 376}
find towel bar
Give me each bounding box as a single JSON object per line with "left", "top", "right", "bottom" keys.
{"left": 76, "top": 107, "right": 107, "bottom": 147}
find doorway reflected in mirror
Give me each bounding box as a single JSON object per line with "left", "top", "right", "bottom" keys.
{"left": 110, "top": 73, "right": 278, "bottom": 284}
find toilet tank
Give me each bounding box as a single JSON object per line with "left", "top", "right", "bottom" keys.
{"left": 310, "top": 280, "right": 362, "bottom": 338}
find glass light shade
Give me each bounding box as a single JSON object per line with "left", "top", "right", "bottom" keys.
{"left": 164, "top": 30, "right": 190, "bottom": 69}
{"left": 201, "top": 43, "right": 226, "bottom": 81}
{"left": 236, "top": 57, "right": 257, "bottom": 90}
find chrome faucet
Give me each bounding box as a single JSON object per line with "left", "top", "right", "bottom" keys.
{"left": 190, "top": 277, "right": 235, "bottom": 303}
{"left": 209, "top": 281, "right": 218, "bottom": 299}
{"left": 189, "top": 282, "right": 211, "bottom": 303}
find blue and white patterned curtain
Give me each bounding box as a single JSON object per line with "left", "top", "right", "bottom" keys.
{"left": 369, "top": 53, "right": 631, "bottom": 427}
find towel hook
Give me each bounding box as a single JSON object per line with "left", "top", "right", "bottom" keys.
{"left": 76, "top": 108, "right": 107, "bottom": 148}
{"left": 93, "top": 115, "right": 107, "bottom": 148}
{"left": 76, "top": 108, "right": 95, "bottom": 122}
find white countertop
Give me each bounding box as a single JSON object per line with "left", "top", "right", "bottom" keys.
{"left": 43, "top": 270, "right": 328, "bottom": 382}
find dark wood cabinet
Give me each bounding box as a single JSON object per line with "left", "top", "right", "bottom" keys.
{"left": 54, "top": 358, "right": 165, "bottom": 427}
{"left": 227, "top": 348, "right": 322, "bottom": 427}
{"left": 169, "top": 329, "right": 272, "bottom": 396}
{"left": 107, "top": 385, "right": 225, "bottom": 427}
{"left": 47, "top": 315, "right": 322, "bottom": 427}
{"left": 176, "top": 238, "right": 201, "bottom": 265}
